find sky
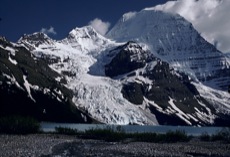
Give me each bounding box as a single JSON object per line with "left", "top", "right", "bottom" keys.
{"left": 1, "top": 0, "right": 229, "bottom": 53}
{"left": 0, "top": 0, "right": 169, "bottom": 42}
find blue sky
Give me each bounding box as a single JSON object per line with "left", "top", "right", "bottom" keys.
{"left": 0, "top": 0, "right": 169, "bottom": 42}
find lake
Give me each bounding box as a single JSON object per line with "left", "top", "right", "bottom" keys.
{"left": 41, "top": 122, "right": 225, "bottom": 136}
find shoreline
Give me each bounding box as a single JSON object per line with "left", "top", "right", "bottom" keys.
{"left": 0, "top": 134, "right": 230, "bottom": 157}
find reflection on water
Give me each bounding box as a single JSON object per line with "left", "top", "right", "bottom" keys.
{"left": 41, "top": 122, "right": 224, "bottom": 136}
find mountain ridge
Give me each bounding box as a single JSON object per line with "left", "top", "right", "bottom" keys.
{"left": 1, "top": 10, "right": 230, "bottom": 126}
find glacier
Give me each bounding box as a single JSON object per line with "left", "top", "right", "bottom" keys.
{"left": 18, "top": 27, "right": 158, "bottom": 125}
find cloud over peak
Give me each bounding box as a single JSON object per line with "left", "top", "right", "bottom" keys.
{"left": 149, "top": 0, "right": 230, "bottom": 53}
{"left": 40, "top": 26, "right": 57, "bottom": 35}
{"left": 89, "top": 18, "right": 111, "bottom": 36}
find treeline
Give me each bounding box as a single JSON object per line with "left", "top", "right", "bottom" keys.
{"left": 54, "top": 126, "right": 230, "bottom": 143}
{"left": 0, "top": 117, "right": 229, "bottom": 144}
{"left": 0, "top": 116, "right": 40, "bottom": 134}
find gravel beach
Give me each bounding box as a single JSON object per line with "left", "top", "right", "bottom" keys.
{"left": 0, "top": 134, "right": 230, "bottom": 157}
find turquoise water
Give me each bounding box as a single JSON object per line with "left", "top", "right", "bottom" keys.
{"left": 41, "top": 122, "right": 225, "bottom": 136}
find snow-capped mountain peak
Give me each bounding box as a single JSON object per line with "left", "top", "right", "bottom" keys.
{"left": 19, "top": 32, "right": 53, "bottom": 44}
{"left": 107, "top": 9, "right": 230, "bottom": 90}
{"left": 18, "top": 32, "right": 55, "bottom": 50}
{"left": 61, "top": 26, "right": 113, "bottom": 53}
{"left": 67, "top": 26, "right": 100, "bottom": 39}
{"left": 106, "top": 10, "right": 191, "bottom": 43}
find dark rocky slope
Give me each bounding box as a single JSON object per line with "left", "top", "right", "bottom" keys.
{"left": 105, "top": 41, "right": 225, "bottom": 126}
{"left": 0, "top": 37, "right": 92, "bottom": 123}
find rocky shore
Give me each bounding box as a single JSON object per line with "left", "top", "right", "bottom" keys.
{"left": 0, "top": 134, "right": 230, "bottom": 157}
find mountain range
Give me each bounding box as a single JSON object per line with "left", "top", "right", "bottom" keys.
{"left": 1, "top": 9, "right": 230, "bottom": 126}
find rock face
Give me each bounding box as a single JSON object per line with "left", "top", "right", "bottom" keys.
{"left": 1, "top": 9, "right": 230, "bottom": 126}
{"left": 105, "top": 41, "right": 216, "bottom": 126}
{"left": 105, "top": 41, "right": 154, "bottom": 77}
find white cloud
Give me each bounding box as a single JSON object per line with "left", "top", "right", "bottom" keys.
{"left": 149, "top": 0, "right": 230, "bottom": 53}
{"left": 40, "top": 26, "right": 57, "bottom": 35}
{"left": 89, "top": 18, "right": 111, "bottom": 36}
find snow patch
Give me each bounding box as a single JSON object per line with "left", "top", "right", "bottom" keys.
{"left": 144, "top": 97, "right": 163, "bottom": 113}
{"left": 168, "top": 97, "right": 192, "bottom": 125}
{"left": 23, "top": 75, "right": 36, "bottom": 102}
{"left": 3, "top": 73, "right": 23, "bottom": 90}
{"left": 193, "top": 82, "right": 230, "bottom": 114}
{"left": 6, "top": 47, "right": 16, "bottom": 56}
{"left": 194, "top": 107, "right": 215, "bottom": 124}
{"left": 8, "top": 56, "right": 17, "bottom": 65}
{"left": 0, "top": 45, "right": 16, "bottom": 56}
